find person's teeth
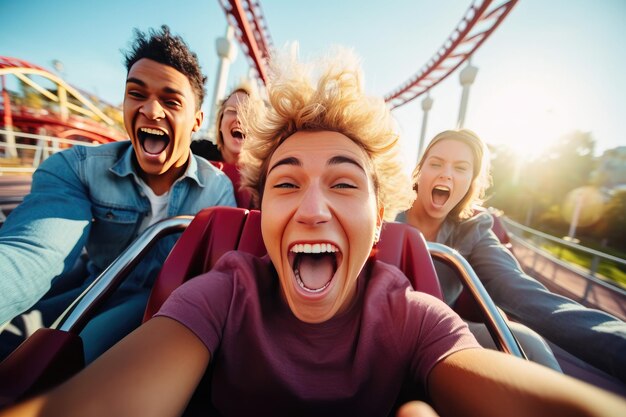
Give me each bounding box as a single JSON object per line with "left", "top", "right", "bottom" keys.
{"left": 434, "top": 185, "right": 450, "bottom": 191}
{"left": 290, "top": 243, "right": 338, "bottom": 253}
{"left": 140, "top": 127, "right": 165, "bottom": 135}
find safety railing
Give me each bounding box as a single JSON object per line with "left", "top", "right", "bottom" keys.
{"left": 0, "top": 129, "right": 99, "bottom": 174}
{"left": 501, "top": 216, "right": 626, "bottom": 320}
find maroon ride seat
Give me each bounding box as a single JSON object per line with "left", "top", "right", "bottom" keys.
{"left": 1, "top": 207, "right": 517, "bottom": 408}
{"left": 144, "top": 208, "right": 443, "bottom": 321}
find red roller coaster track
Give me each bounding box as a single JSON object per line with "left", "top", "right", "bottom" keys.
{"left": 219, "top": 0, "right": 518, "bottom": 109}
{"left": 0, "top": 56, "right": 126, "bottom": 143}
{"left": 219, "top": 0, "right": 273, "bottom": 83}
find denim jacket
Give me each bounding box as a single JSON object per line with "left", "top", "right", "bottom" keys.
{"left": 0, "top": 141, "right": 236, "bottom": 323}
{"left": 396, "top": 210, "right": 626, "bottom": 381}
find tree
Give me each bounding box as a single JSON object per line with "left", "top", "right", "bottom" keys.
{"left": 591, "top": 189, "right": 626, "bottom": 251}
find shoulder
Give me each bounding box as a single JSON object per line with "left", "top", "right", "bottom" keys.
{"left": 368, "top": 260, "right": 446, "bottom": 307}
{"left": 212, "top": 250, "right": 270, "bottom": 276}
{"left": 160, "top": 251, "right": 271, "bottom": 317}
{"left": 366, "top": 260, "right": 436, "bottom": 312}
{"left": 182, "top": 251, "right": 270, "bottom": 291}
{"left": 444, "top": 211, "right": 495, "bottom": 255}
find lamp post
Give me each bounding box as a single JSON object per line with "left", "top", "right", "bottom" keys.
{"left": 457, "top": 59, "right": 478, "bottom": 128}
{"left": 417, "top": 93, "right": 433, "bottom": 163}
{"left": 206, "top": 25, "right": 238, "bottom": 140}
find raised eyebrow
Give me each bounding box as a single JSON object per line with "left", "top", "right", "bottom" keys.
{"left": 268, "top": 156, "right": 301, "bottom": 174}
{"left": 126, "top": 77, "right": 146, "bottom": 87}
{"left": 163, "top": 86, "right": 184, "bottom": 97}
{"left": 125, "top": 79, "right": 183, "bottom": 97}
{"left": 327, "top": 155, "right": 365, "bottom": 173}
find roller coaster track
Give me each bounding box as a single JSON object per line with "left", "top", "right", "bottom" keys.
{"left": 0, "top": 56, "right": 126, "bottom": 143}
{"left": 218, "top": 0, "right": 517, "bottom": 109}
{"left": 1, "top": 57, "right": 115, "bottom": 127}
{"left": 218, "top": 0, "right": 273, "bottom": 83}
{"left": 385, "top": 0, "right": 518, "bottom": 109}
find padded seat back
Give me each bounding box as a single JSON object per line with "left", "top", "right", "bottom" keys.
{"left": 376, "top": 222, "right": 443, "bottom": 299}
{"left": 209, "top": 161, "right": 255, "bottom": 209}
{"left": 143, "top": 208, "right": 444, "bottom": 321}
{"left": 143, "top": 207, "right": 249, "bottom": 321}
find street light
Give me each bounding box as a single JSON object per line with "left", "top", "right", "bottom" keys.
{"left": 457, "top": 59, "right": 478, "bottom": 128}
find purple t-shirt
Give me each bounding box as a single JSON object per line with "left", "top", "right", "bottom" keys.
{"left": 156, "top": 251, "right": 479, "bottom": 416}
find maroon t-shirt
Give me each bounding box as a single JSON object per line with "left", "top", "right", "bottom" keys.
{"left": 157, "top": 251, "right": 479, "bottom": 416}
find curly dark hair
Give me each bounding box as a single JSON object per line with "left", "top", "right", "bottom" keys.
{"left": 123, "top": 25, "right": 207, "bottom": 109}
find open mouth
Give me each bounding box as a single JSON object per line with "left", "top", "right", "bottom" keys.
{"left": 289, "top": 243, "right": 339, "bottom": 293}
{"left": 137, "top": 127, "right": 170, "bottom": 155}
{"left": 432, "top": 185, "right": 451, "bottom": 206}
{"left": 230, "top": 127, "right": 245, "bottom": 141}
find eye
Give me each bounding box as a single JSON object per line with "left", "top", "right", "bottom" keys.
{"left": 165, "top": 100, "right": 182, "bottom": 108}
{"left": 274, "top": 182, "right": 298, "bottom": 189}
{"left": 429, "top": 162, "right": 441, "bottom": 168}
{"left": 332, "top": 182, "right": 357, "bottom": 189}
{"left": 127, "top": 90, "right": 144, "bottom": 99}
{"left": 455, "top": 166, "right": 468, "bottom": 172}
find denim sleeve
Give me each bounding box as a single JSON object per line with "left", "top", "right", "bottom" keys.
{"left": 215, "top": 173, "right": 237, "bottom": 208}
{"left": 466, "top": 224, "right": 626, "bottom": 381}
{"left": 0, "top": 151, "right": 92, "bottom": 323}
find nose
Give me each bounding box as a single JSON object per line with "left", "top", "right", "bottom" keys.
{"left": 294, "top": 183, "right": 331, "bottom": 226}
{"left": 140, "top": 99, "right": 165, "bottom": 120}
{"left": 439, "top": 164, "right": 453, "bottom": 180}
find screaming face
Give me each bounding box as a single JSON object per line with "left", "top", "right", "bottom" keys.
{"left": 415, "top": 138, "right": 474, "bottom": 221}
{"left": 219, "top": 91, "right": 249, "bottom": 164}
{"left": 124, "top": 58, "right": 203, "bottom": 194}
{"left": 261, "top": 131, "right": 383, "bottom": 324}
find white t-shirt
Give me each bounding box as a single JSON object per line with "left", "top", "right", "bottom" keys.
{"left": 136, "top": 178, "right": 170, "bottom": 234}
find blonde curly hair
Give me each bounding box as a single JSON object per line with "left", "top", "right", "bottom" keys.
{"left": 239, "top": 46, "right": 414, "bottom": 221}
{"left": 412, "top": 129, "right": 492, "bottom": 221}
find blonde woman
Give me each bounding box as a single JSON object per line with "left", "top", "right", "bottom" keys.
{"left": 399, "top": 129, "right": 626, "bottom": 382}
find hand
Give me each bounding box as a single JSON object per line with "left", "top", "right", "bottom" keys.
{"left": 396, "top": 401, "right": 440, "bottom": 417}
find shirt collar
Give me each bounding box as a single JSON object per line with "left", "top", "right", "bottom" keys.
{"left": 110, "top": 144, "right": 204, "bottom": 187}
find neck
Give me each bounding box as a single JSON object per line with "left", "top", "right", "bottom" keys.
{"left": 141, "top": 158, "right": 188, "bottom": 196}
{"left": 222, "top": 149, "right": 238, "bottom": 165}
{"left": 405, "top": 203, "right": 444, "bottom": 242}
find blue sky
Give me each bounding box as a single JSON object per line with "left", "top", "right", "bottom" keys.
{"left": 2, "top": 0, "right": 625, "bottom": 168}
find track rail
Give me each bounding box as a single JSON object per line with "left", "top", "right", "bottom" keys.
{"left": 384, "top": 0, "right": 518, "bottom": 109}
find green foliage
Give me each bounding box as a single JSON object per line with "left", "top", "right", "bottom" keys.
{"left": 541, "top": 243, "right": 626, "bottom": 289}
{"left": 589, "top": 190, "right": 626, "bottom": 251}
{"left": 490, "top": 131, "right": 625, "bottom": 255}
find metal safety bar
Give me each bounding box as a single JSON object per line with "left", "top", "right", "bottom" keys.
{"left": 428, "top": 242, "right": 526, "bottom": 358}
{"left": 52, "top": 216, "right": 193, "bottom": 333}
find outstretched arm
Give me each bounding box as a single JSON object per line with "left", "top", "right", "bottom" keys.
{"left": 1, "top": 317, "right": 210, "bottom": 417}
{"left": 429, "top": 348, "right": 626, "bottom": 417}
{"left": 463, "top": 213, "right": 626, "bottom": 380}
{"left": 0, "top": 152, "right": 93, "bottom": 323}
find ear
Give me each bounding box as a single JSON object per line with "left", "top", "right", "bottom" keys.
{"left": 192, "top": 109, "right": 204, "bottom": 132}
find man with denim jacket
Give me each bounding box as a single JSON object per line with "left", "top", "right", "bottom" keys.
{"left": 0, "top": 26, "right": 236, "bottom": 360}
